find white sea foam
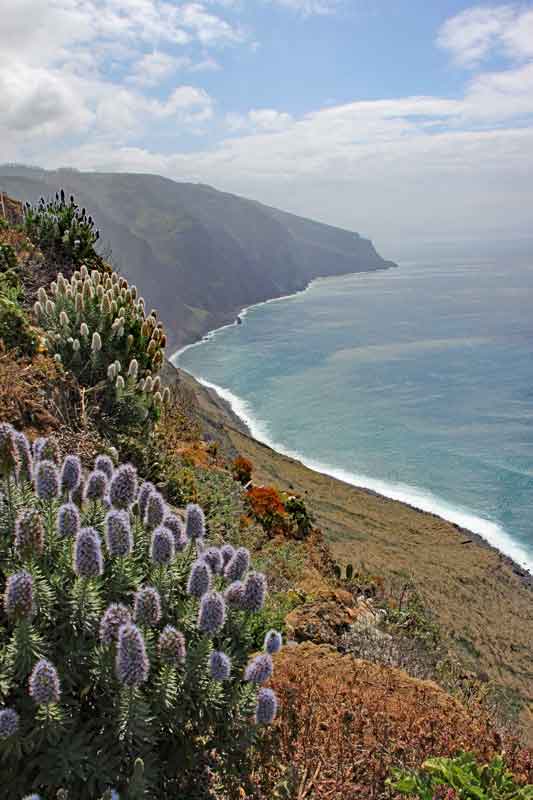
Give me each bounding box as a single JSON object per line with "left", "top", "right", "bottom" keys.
{"left": 170, "top": 269, "right": 533, "bottom": 576}
{"left": 178, "top": 374, "right": 533, "bottom": 575}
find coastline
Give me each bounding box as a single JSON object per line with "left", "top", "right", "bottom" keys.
{"left": 171, "top": 275, "right": 533, "bottom": 580}
{"left": 170, "top": 267, "right": 391, "bottom": 358}
{"left": 172, "top": 360, "right": 533, "bottom": 732}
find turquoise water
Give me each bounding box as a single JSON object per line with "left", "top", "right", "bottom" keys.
{"left": 173, "top": 258, "right": 533, "bottom": 571}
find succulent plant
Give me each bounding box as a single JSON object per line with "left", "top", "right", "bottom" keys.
{"left": 33, "top": 267, "right": 168, "bottom": 422}
{"left": 0, "top": 423, "right": 278, "bottom": 798}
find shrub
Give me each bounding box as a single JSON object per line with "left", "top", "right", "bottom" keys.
{"left": 247, "top": 486, "right": 288, "bottom": 536}
{"left": 389, "top": 752, "right": 533, "bottom": 799}
{"left": 0, "top": 243, "right": 18, "bottom": 274}
{"left": 0, "top": 352, "right": 65, "bottom": 433}
{"left": 33, "top": 266, "right": 168, "bottom": 423}
{"left": 0, "top": 296, "right": 37, "bottom": 355}
{"left": 0, "top": 239, "right": 37, "bottom": 355}
{"left": 284, "top": 495, "right": 312, "bottom": 539}
{"left": 23, "top": 191, "right": 101, "bottom": 270}
{"left": 233, "top": 456, "right": 252, "bottom": 485}
{"left": 0, "top": 422, "right": 280, "bottom": 799}
{"left": 257, "top": 642, "right": 533, "bottom": 800}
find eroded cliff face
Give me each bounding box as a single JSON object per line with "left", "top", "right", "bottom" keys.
{"left": 0, "top": 166, "right": 395, "bottom": 350}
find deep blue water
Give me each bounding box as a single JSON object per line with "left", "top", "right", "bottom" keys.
{"left": 173, "top": 258, "right": 533, "bottom": 571}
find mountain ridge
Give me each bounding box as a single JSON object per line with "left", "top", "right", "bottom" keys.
{"left": 0, "top": 165, "right": 396, "bottom": 350}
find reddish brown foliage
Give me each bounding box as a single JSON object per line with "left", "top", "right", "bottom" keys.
{"left": 257, "top": 643, "right": 533, "bottom": 800}
{"left": 233, "top": 455, "right": 253, "bottom": 485}
{"left": 247, "top": 485, "right": 288, "bottom": 535}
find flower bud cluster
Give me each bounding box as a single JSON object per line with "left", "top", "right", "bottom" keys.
{"left": 0, "top": 423, "right": 279, "bottom": 759}
{"left": 35, "top": 270, "right": 171, "bottom": 410}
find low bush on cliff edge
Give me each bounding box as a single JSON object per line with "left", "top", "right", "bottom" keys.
{"left": 389, "top": 751, "right": 533, "bottom": 799}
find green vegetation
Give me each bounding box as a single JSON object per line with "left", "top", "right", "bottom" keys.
{"left": 0, "top": 426, "right": 278, "bottom": 798}
{"left": 34, "top": 266, "right": 167, "bottom": 426}
{"left": 23, "top": 190, "right": 101, "bottom": 270}
{"left": 0, "top": 232, "right": 37, "bottom": 356}
{"left": 389, "top": 752, "right": 533, "bottom": 799}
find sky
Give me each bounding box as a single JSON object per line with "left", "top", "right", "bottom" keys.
{"left": 1, "top": 0, "right": 533, "bottom": 255}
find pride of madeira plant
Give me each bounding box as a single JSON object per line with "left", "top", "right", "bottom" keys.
{"left": 0, "top": 423, "right": 280, "bottom": 799}
{"left": 33, "top": 265, "right": 168, "bottom": 424}
{"left": 24, "top": 190, "right": 101, "bottom": 270}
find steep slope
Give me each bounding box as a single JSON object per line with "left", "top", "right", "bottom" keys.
{"left": 0, "top": 166, "right": 395, "bottom": 350}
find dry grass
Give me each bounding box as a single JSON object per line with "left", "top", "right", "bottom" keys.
{"left": 256, "top": 643, "right": 533, "bottom": 799}
{"left": 0, "top": 349, "right": 66, "bottom": 435}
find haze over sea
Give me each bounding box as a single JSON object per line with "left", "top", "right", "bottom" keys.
{"left": 174, "top": 254, "right": 533, "bottom": 572}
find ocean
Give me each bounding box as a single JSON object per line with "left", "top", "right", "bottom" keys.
{"left": 172, "top": 256, "right": 533, "bottom": 572}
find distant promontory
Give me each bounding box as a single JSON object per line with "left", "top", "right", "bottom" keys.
{"left": 0, "top": 165, "right": 396, "bottom": 350}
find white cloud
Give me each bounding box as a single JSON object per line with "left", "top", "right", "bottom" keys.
{"left": 437, "top": 4, "right": 533, "bottom": 67}
{"left": 45, "top": 51, "right": 533, "bottom": 248}
{"left": 2, "top": 1, "right": 533, "bottom": 251}
{"left": 267, "top": 0, "right": 340, "bottom": 14}
{"left": 226, "top": 108, "right": 294, "bottom": 132}
{"left": 129, "top": 52, "right": 189, "bottom": 87}
{"left": 0, "top": 0, "right": 236, "bottom": 146}
{"left": 179, "top": 2, "right": 246, "bottom": 44}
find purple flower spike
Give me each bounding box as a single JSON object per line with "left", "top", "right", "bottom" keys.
{"left": 255, "top": 688, "right": 278, "bottom": 725}
{"left": 0, "top": 708, "right": 19, "bottom": 738}
{"left": 187, "top": 559, "right": 212, "bottom": 598}
{"left": 109, "top": 463, "right": 138, "bottom": 510}
{"left": 94, "top": 454, "right": 114, "bottom": 480}
{"left": 84, "top": 469, "right": 108, "bottom": 502}
{"left": 197, "top": 592, "right": 226, "bottom": 636}
{"left": 264, "top": 630, "right": 282, "bottom": 655}
{"left": 175, "top": 530, "right": 188, "bottom": 553}
{"left": 224, "top": 547, "right": 250, "bottom": 582}
{"left": 209, "top": 651, "right": 231, "bottom": 681}
{"left": 32, "top": 437, "right": 47, "bottom": 460}
{"left": 15, "top": 509, "right": 44, "bottom": 556}
{"left": 224, "top": 580, "right": 245, "bottom": 610}
{"left": 163, "top": 513, "right": 184, "bottom": 544}
{"left": 158, "top": 625, "right": 186, "bottom": 666}
{"left": 242, "top": 571, "right": 267, "bottom": 612}
{"left": 29, "top": 659, "right": 61, "bottom": 705}
{"left": 185, "top": 503, "right": 205, "bottom": 540}
{"left": 0, "top": 423, "right": 18, "bottom": 477}
{"left": 245, "top": 653, "right": 273, "bottom": 685}
{"left": 116, "top": 623, "right": 149, "bottom": 687}
{"left": 202, "top": 547, "right": 223, "bottom": 575}
{"left": 105, "top": 510, "right": 133, "bottom": 557}
{"left": 144, "top": 490, "right": 165, "bottom": 531}
{"left": 35, "top": 459, "right": 59, "bottom": 501}
{"left": 137, "top": 481, "right": 155, "bottom": 519}
{"left": 150, "top": 527, "right": 174, "bottom": 565}
{"left": 14, "top": 431, "right": 32, "bottom": 481}
{"left": 100, "top": 603, "right": 131, "bottom": 645}
{"left": 70, "top": 480, "right": 84, "bottom": 509}
{"left": 4, "top": 571, "right": 33, "bottom": 619}
{"left": 73, "top": 527, "right": 104, "bottom": 578}
{"left": 57, "top": 503, "right": 80, "bottom": 539}
{"left": 133, "top": 586, "right": 162, "bottom": 627}
{"left": 220, "top": 543, "right": 235, "bottom": 567}
{"left": 60, "top": 454, "right": 82, "bottom": 494}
